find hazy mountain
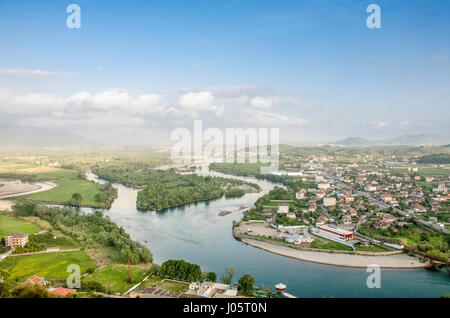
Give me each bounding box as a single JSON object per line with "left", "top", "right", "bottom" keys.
{"left": 327, "top": 137, "right": 377, "bottom": 147}
{"left": 329, "top": 134, "right": 450, "bottom": 147}
{"left": 385, "top": 133, "right": 449, "bottom": 146}
{"left": 0, "top": 125, "right": 99, "bottom": 148}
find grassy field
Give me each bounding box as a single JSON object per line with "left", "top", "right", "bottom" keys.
{"left": 143, "top": 275, "right": 189, "bottom": 293}
{"left": 391, "top": 166, "right": 449, "bottom": 176}
{"left": 0, "top": 250, "right": 97, "bottom": 281}
{"left": 354, "top": 245, "right": 391, "bottom": 252}
{"left": 82, "top": 264, "right": 149, "bottom": 294}
{"left": 25, "top": 169, "right": 111, "bottom": 208}
{"left": 0, "top": 213, "right": 41, "bottom": 239}
{"left": 310, "top": 236, "right": 354, "bottom": 251}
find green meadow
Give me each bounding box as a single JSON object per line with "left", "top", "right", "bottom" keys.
{"left": 0, "top": 250, "right": 97, "bottom": 281}
{"left": 0, "top": 214, "right": 41, "bottom": 239}
{"left": 25, "top": 169, "right": 112, "bottom": 208}
{"left": 82, "top": 264, "right": 149, "bottom": 294}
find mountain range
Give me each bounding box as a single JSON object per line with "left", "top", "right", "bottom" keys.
{"left": 328, "top": 133, "right": 450, "bottom": 147}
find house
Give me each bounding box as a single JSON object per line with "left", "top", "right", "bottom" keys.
{"left": 27, "top": 275, "right": 47, "bottom": 285}
{"left": 277, "top": 203, "right": 289, "bottom": 214}
{"left": 189, "top": 282, "right": 215, "bottom": 298}
{"left": 296, "top": 189, "right": 307, "bottom": 199}
{"left": 287, "top": 212, "right": 297, "bottom": 219}
{"left": 318, "top": 183, "right": 331, "bottom": 190}
{"left": 342, "top": 215, "right": 352, "bottom": 225}
{"left": 4, "top": 232, "right": 29, "bottom": 248}
{"left": 429, "top": 216, "right": 438, "bottom": 223}
{"left": 381, "top": 194, "right": 393, "bottom": 203}
{"left": 48, "top": 288, "right": 77, "bottom": 297}
{"left": 425, "top": 177, "right": 434, "bottom": 183}
{"left": 316, "top": 215, "right": 329, "bottom": 226}
{"left": 323, "top": 197, "right": 336, "bottom": 207}
{"left": 349, "top": 209, "right": 358, "bottom": 217}
{"left": 382, "top": 214, "right": 397, "bottom": 223}
{"left": 344, "top": 195, "right": 354, "bottom": 203}
{"left": 375, "top": 221, "right": 390, "bottom": 229}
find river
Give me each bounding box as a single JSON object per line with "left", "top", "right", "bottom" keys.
{"left": 84, "top": 166, "right": 450, "bottom": 298}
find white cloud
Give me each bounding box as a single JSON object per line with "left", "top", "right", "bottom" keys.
{"left": 0, "top": 68, "right": 71, "bottom": 77}
{"left": 178, "top": 91, "right": 215, "bottom": 110}
{"left": 250, "top": 97, "right": 273, "bottom": 109}
{"left": 376, "top": 121, "right": 388, "bottom": 128}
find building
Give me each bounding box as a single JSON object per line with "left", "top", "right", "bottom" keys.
{"left": 318, "top": 183, "right": 331, "bottom": 190}
{"left": 296, "top": 189, "right": 307, "bottom": 199}
{"left": 4, "top": 232, "right": 29, "bottom": 248}
{"left": 318, "top": 225, "right": 353, "bottom": 241}
{"left": 27, "top": 275, "right": 47, "bottom": 285}
{"left": 277, "top": 203, "right": 289, "bottom": 214}
{"left": 381, "top": 194, "right": 393, "bottom": 203}
{"left": 342, "top": 215, "right": 352, "bottom": 225}
{"left": 323, "top": 197, "right": 336, "bottom": 207}
{"left": 344, "top": 195, "right": 354, "bottom": 202}
{"left": 48, "top": 288, "right": 77, "bottom": 297}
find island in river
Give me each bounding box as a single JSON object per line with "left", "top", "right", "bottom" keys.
{"left": 92, "top": 165, "right": 260, "bottom": 211}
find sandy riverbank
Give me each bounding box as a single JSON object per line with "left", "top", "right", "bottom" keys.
{"left": 241, "top": 238, "right": 429, "bottom": 269}
{"left": 0, "top": 181, "right": 57, "bottom": 199}
{"left": 0, "top": 200, "right": 14, "bottom": 211}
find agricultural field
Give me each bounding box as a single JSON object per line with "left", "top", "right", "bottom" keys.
{"left": 0, "top": 213, "right": 41, "bottom": 239}
{"left": 82, "top": 264, "right": 149, "bottom": 294}
{"left": 25, "top": 169, "right": 116, "bottom": 208}
{"left": 390, "top": 166, "right": 449, "bottom": 176}
{"left": 142, "top": 275, "right": 189, "bottom": 293}
{"left": 0, "top": 250, "right": 97, "bottom": 281}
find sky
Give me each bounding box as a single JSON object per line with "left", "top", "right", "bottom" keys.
{"left": 0, "top": 0, "right": 449, "bottom": 146}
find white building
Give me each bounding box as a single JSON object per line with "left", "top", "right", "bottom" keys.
{"left": 323, "top": 197, "right": 336, "bottom": 207}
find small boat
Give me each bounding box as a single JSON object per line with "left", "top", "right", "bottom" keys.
{"left": 275, "top": 283, "right": 286, "bottom": 291}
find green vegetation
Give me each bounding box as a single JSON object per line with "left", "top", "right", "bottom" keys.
{"left": 238, "top": 274, "right": 255, "bottom": 296}
{"left": 94, "top": 166, "right": 259, "bottom": 211}
{"left": 0, "top": 214, "right": 41, "bottom": 239}
{"left": 81, "top": 264, "right": 149, "bottom": 294}
{"left": 12, "top": 232, "right": 79, "bottom": 254}
{"left": 220, "top": 267, "right": 235, "bottom": 285}
{"left": 359, "top": 224, "right": 449, "bottom": 260}
{"left": 158, "top": 259, "right": 202, "bottom": 282}
{"left": 275, "top": 214, "right": 303, "bottom": 226}
{"left": 142, "top": 275, "right": 189, "bottom": 293}
{"left": 0, "top": 250, "right": 97, "bottom": 281}
{"left": 25, "top": 169, "right": 117, "bottom": 208}
{"left": 11, "top": 202, "right": 152, "bottom": 264}
{"left": 310, "top": 237, "right": 353, "bottom": 251}
{"left": 417, "top": 153, "right": 450, "bottom": 164}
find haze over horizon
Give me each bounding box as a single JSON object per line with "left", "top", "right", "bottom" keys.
{"left": 1, "top": 0, "right": 449, "bottom": 146}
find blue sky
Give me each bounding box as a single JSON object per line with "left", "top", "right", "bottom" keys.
{"left": 0, "top": 0, "right": 449, "bottom": 145}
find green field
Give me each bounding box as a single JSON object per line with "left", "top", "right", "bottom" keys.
{"left": 0, "top": 250, "right": 97, "bottom": 281}
{"left": 82, "top": 264, "right": 149, "bottom": 294}
{"left": 391, "top": 166, "right": 449, "bottom": 176}
{"left": 25, "top": 169, "right": 112, "bottom": 208}
{"left": 310, "top": 236, "right": 353, "bottom": 251}
{"left": 0, "top": 214, "right": 41, "bottom": 239}
{"left": 143, "top": 275, "right": 189, "bottom": 293}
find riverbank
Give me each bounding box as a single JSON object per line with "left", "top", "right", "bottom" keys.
{"left": 240, "top": 238, "right": 429, "bottom": 269}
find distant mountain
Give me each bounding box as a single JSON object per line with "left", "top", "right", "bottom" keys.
{"left": 327, "top": 137, "right": 377, "bottom": 147}
{"left": 385, "top": 133, "right": 449, "bottom": 146}
{"left": 0, "top": 125, "right": 99, "bottom": 148}
{"left": 329, "top": 134, "right": 450, "bottom": 147}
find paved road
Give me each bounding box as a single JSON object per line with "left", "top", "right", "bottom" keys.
{"left": 323, "top": 168, "right": 450, "bottom": 234}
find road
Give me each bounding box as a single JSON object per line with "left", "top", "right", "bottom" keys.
{"left": 322, "top": 168, "right": 450, "bottom": 234}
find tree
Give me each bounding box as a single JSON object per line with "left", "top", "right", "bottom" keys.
{"left": 220, "top": 267, "right": 235, "bottom": 285}
{"left": 71, "top": 193, "right": 83, "bottom": 206}
{"left": 238, "top": 274, "right": 255, "bottom": 294}
{"left": 206, "top": 272, "right": 217, "bottom": 282}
